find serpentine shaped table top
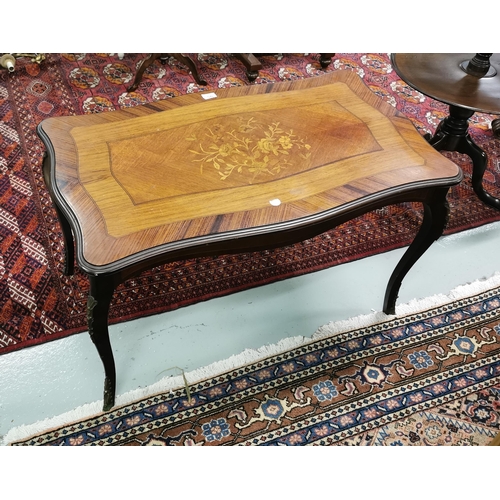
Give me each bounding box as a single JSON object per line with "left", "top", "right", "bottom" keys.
{"left": 38, "top": 70, "right": 463, "bottom": 411}
{"left": 39, "top": 70, "right": 461, "bottom": 274}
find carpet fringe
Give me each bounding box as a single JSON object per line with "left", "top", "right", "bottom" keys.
{"left": 4, "top": 271, "right": 500, "bottom": 446}
{"left": 313, "top": 272, "right": 500, "bottom": 339}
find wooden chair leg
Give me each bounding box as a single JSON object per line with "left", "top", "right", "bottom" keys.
{"left": 170, "top": 53, "right": 207, "bottom": 86}
{"left": 234, "top": 53, "right": 262, "bottom": 82}
{"left": 128, "top": 53, "right": 207, "bottom": 92}
{"left": 128, "top": 53, "right": 162, "bottom": 92}
{"left": 319, "top": 53, "right": 335, "bottom": 68}
{"left": 492, "top": 117, "right": 500, "bottom": 138}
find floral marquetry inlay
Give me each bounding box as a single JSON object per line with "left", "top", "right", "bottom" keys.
{"left": 186, "top": 118, "right": 312, "bottom": 182}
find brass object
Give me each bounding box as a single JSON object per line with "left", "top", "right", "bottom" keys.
{"left": 13, "top": 53, "right": 46, "bottom": 64}
{"left": 0, "top": 53, "right": 45, "bottom": 72}
{"left": 0, "top": 53, "right": 16, "bottom": 72}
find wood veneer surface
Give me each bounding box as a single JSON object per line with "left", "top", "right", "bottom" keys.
{"left": 40, "top": 71, "right": 461, "bottom": 269}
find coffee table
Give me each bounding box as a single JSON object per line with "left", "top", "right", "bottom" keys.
{"left": 391, "top": 53, "right": 500, "bottom": 209}
{"left": 37, "top": 71, "right": 462, "bottom": 410}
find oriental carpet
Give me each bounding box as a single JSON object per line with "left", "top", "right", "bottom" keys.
{"left": 5, "top": 274, "right": 500, "bottom": 446}
{"left": 1, "top": 53, "right": 500, "bottom": 354}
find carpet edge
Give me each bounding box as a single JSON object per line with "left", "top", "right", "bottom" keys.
{"left": 4, "top": 271, "right": 500, "bottom": 446}
{"left": 313, "top": 272, "right": 500, "bottom": 339}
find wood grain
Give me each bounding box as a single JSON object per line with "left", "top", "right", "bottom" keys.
{"left": 391, "top": 53, "right": 500, "bottom": 114}
{"left": 39, "top": 71, "right": 461, "bottom": 270}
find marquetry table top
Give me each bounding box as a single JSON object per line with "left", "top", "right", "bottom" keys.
{"left": 38, "top": 71, "right": 461, "bottom": 272}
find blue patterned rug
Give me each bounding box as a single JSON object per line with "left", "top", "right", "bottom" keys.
{"left": 5, "top": 274, "right": 500, "bottom": 446}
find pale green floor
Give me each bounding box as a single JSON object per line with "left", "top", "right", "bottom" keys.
{"left": 1, "top": 220, "right": 500, "bottom": 441}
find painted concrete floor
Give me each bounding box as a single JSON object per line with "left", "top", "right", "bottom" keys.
{"left": 1, "top": 220, "right": 500, "bottom": 441}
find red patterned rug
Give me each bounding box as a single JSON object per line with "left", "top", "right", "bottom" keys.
{"left": 1, "top": 53, "right": 500, "bottom": 354}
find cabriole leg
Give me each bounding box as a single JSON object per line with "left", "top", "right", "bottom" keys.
{"left": 383, "top": 188, "right": 450, "bottom": 315}
{"left": 42, "top": 151, "right": 74, "bottom": 275}
{"left": 88, "top": 275, "right": 116, "bottom": 411}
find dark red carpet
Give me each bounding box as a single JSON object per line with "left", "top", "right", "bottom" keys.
{"left": 1, "top": 53, "right": 499, "bottom": 354}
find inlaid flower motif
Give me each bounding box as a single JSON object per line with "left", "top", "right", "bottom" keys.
{"left": 202, "top": 418, "right": 230, "bottom": 442}
{"left": 326, "top": 348, "right": 339, "bottom": 358}
{"left": 474, "top": 368, "right": 488, "bottom": 378}
{"left": 218, "top": 143, "right": 234, "bottom": 156}
{"left": 188, "top": 119, "right": 311, "bottom": 182}
{"left": 408, "top": 350, "right": 434, "bottom": 369}
{"left": 181, "top": 397, "right": 197, "bottom": 407}
{"left": 257, "top": 137, "right": 280, "bottom": 155}
{"left": 313, "top": 380, "right": 338, "bottom": 402}
{"left": 278, "top": 135, "right": 294, "bottom": 149}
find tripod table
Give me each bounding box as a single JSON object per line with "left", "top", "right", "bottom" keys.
{"left": 391, "top": 53, "right": 500, "bottom": 210}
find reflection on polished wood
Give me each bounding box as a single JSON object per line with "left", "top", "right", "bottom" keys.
{"left": 38, "top": 71, "right": 462, "bottom": 410}
{"left": 391, "top": 53, "right": 500, "bottom": 114}
{"left": 391, "top": 53, "right": 500, "bottom": 210}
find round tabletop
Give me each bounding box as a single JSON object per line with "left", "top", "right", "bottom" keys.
{"left": 391, "top": 53, "right": 500, "bottom": 115}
